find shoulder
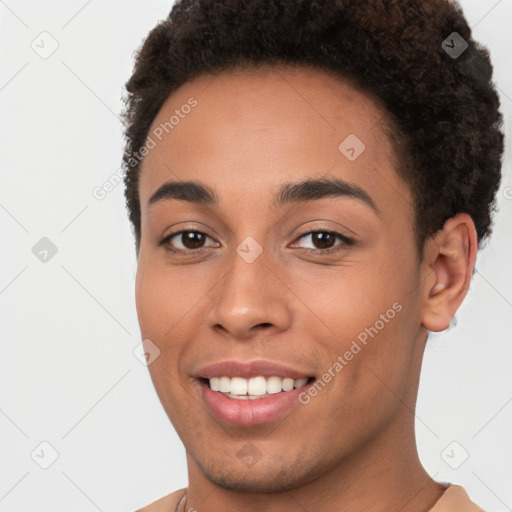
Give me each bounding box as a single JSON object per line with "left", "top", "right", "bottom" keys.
{"left": 430, "top": 484, "right": 485, "bottom": 512}
{"left": 135, "top": 488, "right": 187, "bottom": 512}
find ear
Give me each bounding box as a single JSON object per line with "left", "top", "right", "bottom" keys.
{"left": 420, "top": 213, "right": 478, "bottom": 332}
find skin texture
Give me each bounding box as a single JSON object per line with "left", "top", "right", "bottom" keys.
{"left": 135, "top": 66, "right": 478, "bottom": 512}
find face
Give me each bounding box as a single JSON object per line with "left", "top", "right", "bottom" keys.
{"left": 135, "top": 66, "right": 429, "bottom": 492}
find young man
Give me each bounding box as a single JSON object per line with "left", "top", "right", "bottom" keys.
{"left": 121, "top": 0, "right": 504, "bottom": 510}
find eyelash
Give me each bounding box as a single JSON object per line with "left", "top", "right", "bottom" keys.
{"left": 158, "top": 229, "right": 354, "bottom": 257}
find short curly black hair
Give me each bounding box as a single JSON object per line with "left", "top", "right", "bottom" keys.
{"left": 121, "top": 0, "right": 504, "bottom": 258}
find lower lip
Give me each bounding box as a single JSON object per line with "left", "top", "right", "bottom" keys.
{"left": 198, "top": 379, "right": 312, "bottom": 426}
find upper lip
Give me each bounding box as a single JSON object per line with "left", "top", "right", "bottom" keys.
{"left": 193, "top": 360, "right": 314, "bottom": 380}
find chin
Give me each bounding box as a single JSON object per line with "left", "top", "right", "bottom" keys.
{"left": 194, "top": 454, "right": 320, "bottom": 494}
{"left": 204, "top": 472, "right": 302, "bottom": 494}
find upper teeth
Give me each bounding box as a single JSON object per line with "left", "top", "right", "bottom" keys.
{"left": 208, "top": 376, "right": 309, "bottom": 396}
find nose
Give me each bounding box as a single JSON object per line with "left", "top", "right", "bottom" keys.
{"left": 206, "top": 249, "right": 292, "bottom": 340}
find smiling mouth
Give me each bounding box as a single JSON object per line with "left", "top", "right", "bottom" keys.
{"left": 200, "top": 375, "right": 316, "bottom": 400}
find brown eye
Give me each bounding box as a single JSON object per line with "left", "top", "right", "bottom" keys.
{"left": 180, "top": 231, "right": 206, "bottom": 249}
{"left": 291, "top": 230, "right": 354, "bottom": 253}
{"left": 159, "top": 230, "right": 219, "bottom": 253}
{"left": 309, "top": 232, "right": 337, "bottom": 249}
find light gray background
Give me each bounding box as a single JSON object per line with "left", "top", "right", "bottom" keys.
{"left": 0, "top": 1, "right": 511, "bottom": 511}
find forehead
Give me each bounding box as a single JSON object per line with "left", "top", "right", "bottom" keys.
{"left": 138, "top": 65, "right": 411, "bottom": 216}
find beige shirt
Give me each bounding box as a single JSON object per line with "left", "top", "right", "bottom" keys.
{"left": 430, "top": 485, "right": 485, "bottom": 511}
{"left": 137, "top": 484, "right": 485, "bottom": 511}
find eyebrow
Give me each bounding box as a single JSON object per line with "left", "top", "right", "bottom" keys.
{"left": 148, "top": 177, "right": 380, "bottom": 215}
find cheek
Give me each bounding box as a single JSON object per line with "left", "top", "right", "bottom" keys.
{"left": 134, "top": 262, "right": 194, "bottom": 424}
{"left": 134, "top": 259, "right": 215, "bottom": 393}
{"left": 134, "top": 262, "right": 160, "bottom": 339}
{"left": 134, "top": 259, "right": 201, "bottom": 339}
{"left": 287, "top": 253, "right": 419, "bottom": 392}
{"left": 287, "top": 260, "right": 405, "bottom": 342}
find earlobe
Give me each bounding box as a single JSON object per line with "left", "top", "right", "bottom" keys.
{"left": 420, "top": 213, "right": 478, "bottom": 332}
